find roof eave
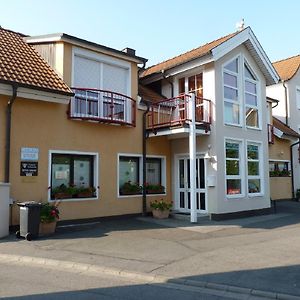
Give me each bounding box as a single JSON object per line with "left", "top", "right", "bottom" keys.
{"left": 25, "top": 34, "right": 148, "bottom": 65}
{"left": 0, "top": 79, "right": 74, "bottom": 97}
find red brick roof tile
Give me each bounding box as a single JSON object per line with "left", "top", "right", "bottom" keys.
{"left": 140, "top": 31, "right": 238, "bottom": 78}
{"left": 273, "top": 55, "right": 300, "bottom": 81}
{"left": 0, "top": 28, "right": 72, "bottom": 95}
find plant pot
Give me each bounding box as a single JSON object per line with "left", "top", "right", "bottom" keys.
{"left": 39, "top": 221, "right": 57, "bottom": 236}
{"left": 76, "top": 192, "right": 94, "bottom": 198}
{"left": 147, "top": 189, "right": 164, "bottom": 194}
{"left": 152, "top": 209, "right": 170, "bottom": 219}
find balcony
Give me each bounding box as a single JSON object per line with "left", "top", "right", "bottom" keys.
{"left": 146, "top": 94, "right": 211, "bottom": 135}
{"left": 267, "top": 124, "right": 274, "bottom": 144}
{"left": 70, "top": 88, "right": 136, "bottom": 126}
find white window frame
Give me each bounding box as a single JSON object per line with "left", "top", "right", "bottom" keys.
{"left": 296, "top": 86, "right": 300, "bottom": 109}
{"left": 222, "top": 55, "right": 242, "bottom": 127}
{"left": 224, "top": 138, "right": 245, "bottom": 198}
{"left": 269, "top": 159, "right": 291, "bottom": 177}
{"left": 222, "top": 55, "right": 261, "bottom": 130}
{"left": 72, "top": 47, "right": 131, "bottom": 97}
{"left": 246, "top": 141, "right": 264, "bottom": 197}
{"left": 117, "top": 153, "right": 167, "bottom": 198}
{"left": 244, "top": 60, "right": 260, "bottom": 130}
{"left": 48, "top": 150, "right": 99, "bottom": 202}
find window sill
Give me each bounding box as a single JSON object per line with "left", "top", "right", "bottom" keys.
{"left": 49, "top": 197, "right": 98, "bottom": 202}
{"left": 224, "top": 123, "right": 243, "bottom": 128}
{"left": 248, "top": 193, "right": 264, "bottom": 198}
{"left": 246, "top": 126, "right": 261, "bottom": 131}
{"left": 226, "top": 194, "right": 245, "bottom": 199}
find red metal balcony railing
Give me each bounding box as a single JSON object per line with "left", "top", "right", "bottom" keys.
{"left": 70, "top": 88, "right": 136, "bottom": 126}
{"left": 146, "top": 94, "right": 212, "bottom": 130}
{"left": 267, "top": 124, "right": 274, "bottom": 144}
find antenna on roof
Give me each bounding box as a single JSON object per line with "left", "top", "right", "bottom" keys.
{"left": 236, "top": 19, "right": 245, "bottom": 31}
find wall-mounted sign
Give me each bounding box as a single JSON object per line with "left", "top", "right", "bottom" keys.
{"left": 21, "top": 147, "right": 39, "bottom": 161}
{"left": 20, "top": 162, "right": 38, "bottom": 176}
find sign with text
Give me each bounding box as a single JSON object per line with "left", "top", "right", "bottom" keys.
{"left": 21, "top": 147, "right": 39, "bottom": 161}
{"left": 20, "top": 162, "right": 38, "bottom": 176}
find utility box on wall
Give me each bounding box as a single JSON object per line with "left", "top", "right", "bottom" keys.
{"left": 0, "top": 183, "right": 10, "bottom": 238}
{"left": 207, "top": 175, "right": 216, "bottom": 187}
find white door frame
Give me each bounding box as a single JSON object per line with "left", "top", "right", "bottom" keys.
{"left": 174, "top": 153, "right": 208, "bottom": 213}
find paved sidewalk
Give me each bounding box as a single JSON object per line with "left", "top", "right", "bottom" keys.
{"left": 1, "top": 201, "right": 300, "bottom": 299}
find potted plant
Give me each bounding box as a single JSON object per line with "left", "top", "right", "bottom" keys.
{"left": 150, "top": 199, "right": 172, "bottom": 219}
{"left": 76, "top": 186, "right": 96, "bottom": 198}
{"left": 39, "top": 202, "right": 60, "bottom": 235}
{"left": 119, "top": 181, "right": 142, "bottom": 195}
{"left": 144, "top": 183, "right": 165, "bottom": 194}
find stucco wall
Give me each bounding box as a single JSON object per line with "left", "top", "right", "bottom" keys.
{"left": 8, "top": 97, "right": 171, "bottom": 224}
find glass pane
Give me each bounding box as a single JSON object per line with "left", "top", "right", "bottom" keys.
{"left": 179, "top": 77, "right": 185, "bottom": 94}
{"left": 52, "top": 155, "right": 70, "bottom": 189}
{"left": 196, "top": 192, "right": 199, "bottom": 210}
{"left": 119, "top": 157, "right": 139, "bottom": 187}
{"left": 244, "top": 64, "right": 256, "bottom": 80}
{"left": 196, "top": 159, "right": 199, "bottom": 189}
{"left": 245, "top": 81, "right": 256, "bottom": 94}
{"left": 227, "top": 179, "right": 241, "bottom": 195}
{"left": 224, "top": 86, "right": 238, "bottom": 100}
{"left": 246, "top": 108, "right": 259, "bottom": 127}
{"left": 146, "top": 158, "right": 161, "bottom": 185}
{"left": 195, "top": 74, "right": 203, "bottom": 97}
{"left": 226, "top": 142, "right": 239, "bottom": 158}
{"left": 188, "top": 75, "right": 196, "bottom": 92}
{"left": 248, "top": 179, "right": 260, "bottom": 193}
{"left": 224, "top": 102, "right": 240, "bottom": 124}
{"left": 74, "top": 158, "right": 91, "bottom": 188}
{"left": 248, "top": 161, "right": 259, "bottom": 175}
{"left": 188, "top": 192, "right": 191, "bottom": 209}
{"left": 226, "top": 160, "right": 239, "bottom": 175}
{"left": 180, "top": 192, "right": 185, "bottom": 208}
{"left": 179, "top": 159, "right": 185, "bottom": 188}
{"left": 200, "top": 193, "right": 205, "bottom": 210}
{"left": 245, "top": 93, "right": 257, "bottom": 106}
{"left": 224, "top": 59, "right": 238, "bottom": 73}
{"left": 200, "top": 159, "right": 205, "bottom": 188}
{"left": 187, "top": 159, "right": 190, "bottom": 189}
{"left": 247, "top": 144, "right": 259, "bottom": 159}
{"left": 224, "top": 73, "right": 237, "bottom": 88}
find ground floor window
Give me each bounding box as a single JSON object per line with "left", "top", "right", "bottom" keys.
{"left": 247, "top": 142, "right": 262, "bottom": 194}
{"left": 50, "top": 152, "right": 98, "bottom": 200}
{"left": 119, "top": 155, "right": 165, "bottom": 196}
{"left": 225, "top": 140, "right": 243, "bottom": 196}
{"left": 269, "top": 161, "right": 291, "bottom": 177}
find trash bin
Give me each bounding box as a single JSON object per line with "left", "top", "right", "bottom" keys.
{"left": 16, "top": 202, "right": 41, "bottom": 241}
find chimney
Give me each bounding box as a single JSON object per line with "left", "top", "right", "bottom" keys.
{"left": 236, "top": 19, "right": 245, "bottom": 31}
{"left": 122, "top": 47, "right": 136, "bottom": 56}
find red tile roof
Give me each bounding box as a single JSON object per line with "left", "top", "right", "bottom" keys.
{"left": 273, "top": 55, "right": 300, "bottom": 81}
{"left": 273, "top": 117, "right": 300, "bottom": 138}
{"left": 0, "top": 27, "right": 73, "bottom": 96}
{"left": 138, "top": 84, "right": 165, "bottom": 103}
{"left": 140, "top": 31, "right": 239, "bottom": 78}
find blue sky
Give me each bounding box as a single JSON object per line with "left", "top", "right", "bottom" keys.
{"left": 1, "top": 0, "right": 299, "bottom": 66}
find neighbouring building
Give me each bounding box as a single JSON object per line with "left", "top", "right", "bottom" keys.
{"left": 267, "top": 55, "right": 300, "bottom": 196}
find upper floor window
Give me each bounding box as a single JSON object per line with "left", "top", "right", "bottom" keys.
{"left": 223, "top": 56, "right": 260, "bottom": 129}
{"left": 296, "top": 87, "right": 300, "bottom": 109}
{"left": 223, "top": 58, "right": 240, "bottom": 125}
{"left": 178, "top": 73, "right": 203, "bottom": 97}
{"left": 244, "top": 63, "right": 259, "bottom": 128}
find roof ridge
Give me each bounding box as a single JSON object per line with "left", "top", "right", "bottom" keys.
{"left": 143, "top": 30, "right": 239, "bottom": 72}
{"left": 0, "top": 26, "right": 28, "bottom": 37}
{"left": 273, "top": 54, "right": 300, "bottom": 65}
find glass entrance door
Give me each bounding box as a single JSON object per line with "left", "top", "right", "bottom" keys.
{"left": 177, "top": 156, "right": 207, "bottom": 213}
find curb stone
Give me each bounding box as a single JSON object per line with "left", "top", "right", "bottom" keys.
{"left": 0, "top": 254, "right": 299, "bottom": 300}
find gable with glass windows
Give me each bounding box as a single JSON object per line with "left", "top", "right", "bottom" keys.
{"left": 223, "top": 56, "right": 260, "bottom": 128}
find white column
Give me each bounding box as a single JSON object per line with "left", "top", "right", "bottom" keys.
{"left": 0, "top": 183, "right": 10, "bottom": 238}
{"left": 189, "top": 93, "right": 197, "bottom": 223}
